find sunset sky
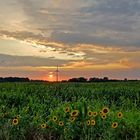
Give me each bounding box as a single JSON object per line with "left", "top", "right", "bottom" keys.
{"left": 0, "top": 0, "right": 140, "bottom": 81}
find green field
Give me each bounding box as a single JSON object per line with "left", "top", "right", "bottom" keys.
{"left": 0, "top": 82, "right": 140, "bottom": 140}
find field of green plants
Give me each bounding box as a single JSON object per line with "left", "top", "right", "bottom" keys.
{"left": 0, "top": 81, "right": 140, "bottom": 140}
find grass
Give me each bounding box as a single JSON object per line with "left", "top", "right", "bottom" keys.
{"left": 0, "top": 81, "right": 140, "bottom": 140}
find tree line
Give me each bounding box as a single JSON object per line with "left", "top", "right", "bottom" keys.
{"left": 62, "top": 77, "right": 132, "bottom": 82}
{"left": 0, "top": 76, "right": 138, "bottom": 82}
{"left": 0, "top": 77, "right": 30, "bottom": 82}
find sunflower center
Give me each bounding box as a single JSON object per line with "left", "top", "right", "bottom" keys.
{"left": 14, "top": 120, "right": 17, "bottom": 123}
{"left": 72, "top": 112, "right": 76, "bottom": 115}
{"left": 103, "top": 109, "right": 108, "bottom": 113}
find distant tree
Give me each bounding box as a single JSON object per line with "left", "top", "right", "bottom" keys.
{"left": 89, "top": 77, "right": 109, "bottom": 82}
{"left": 61, "top": 80, "right": 67, "bottom": 82}
{"left": 68, "top": 78, "right": 79, "bottom": 82}
{"left": 68, "top": 77, "right": 87, "bottom": 82}
{"left": 103, "top": 77, "right": 109, "bottom": 81}
{"left": 0, "top": 77, "right": 30, "bottom": 82}
{"left": 77, "top": 77, "right": 87, "bottom": 82}
{"left": 124, "top": 78, "right": 127, "bottom": 81}
{"left": 30, "top": 79, "right": 48, "bottom": 82}
{"left": 89, "top": 77, "right": 100, "bottom": 82}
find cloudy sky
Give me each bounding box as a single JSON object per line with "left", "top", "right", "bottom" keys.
{"left": 0, "top": 0, "right": 140, "bottom": 81}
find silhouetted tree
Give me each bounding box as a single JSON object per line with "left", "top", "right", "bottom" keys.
{"left": 89, "top": 77, "right": 100, "bottom": 82}
{"left": 78, "top": 77, "right": 87, "bottom": 82}
{"left": 68, "top": 78, "right": 79, "bottom": 82}
{"left": 103, "top": 77, "right": 109, "bottom": 81}
{"left": 68, "top": 77, "right": 87, "bottom": 82}
{"left": 124, "top": 78, "right": 127, "bottom": 81}
{"left": 61, "top": 80, "right": 67, "bottom": 82}
{"left": 89, "top": 77, "right": 109, "bottom": 82}
{"left": 0, "top": 77, "right": 30, "bottom": 82}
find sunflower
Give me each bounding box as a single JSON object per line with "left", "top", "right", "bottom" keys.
{"left": 41, "top": 123, "right": 46, "bottom": 129}
{"left": 87, "top": 111, "right": 93, "bottom": 117}
{"left": 70, "top": 117, "right": 76, "bottom": 123}
{"left": 101, "top": 114, "right": 107, "bottom": 120}
{"left": 93, "top": 112, "right": 98, "bottom": 117}
{"left": 53, "top": 116, "right": 57, "bottom": 122}
{"left": 12, "top": 118, "right": 19, "bottom": 125}
{"left": 112, "top": 122, "right": 118, "bottom": 128}
{"left": 102, "top": 107, "right": 109, "bottom": 114}
{"left": 65, "top": 107, "right": 70, "bottom": 113}
{"left": 117, "top": 112, "right": 123, "bottom": 118}
{"left": 86, "top": 120, "right": 90, "bottom": 126}
{"left": 71, "top": 110, "right": 79, "bottom": 117}
{"left": 2, "top": 113, "right": 8, "bottom": 118}
{"left": 99, "top": 111, "right": 103, "bottom": 115}
{"left": 59, "top": 121, "right": 64, "bottom": 126}
{"left": 91, "top": 120, "right": 96, "bottom": 126}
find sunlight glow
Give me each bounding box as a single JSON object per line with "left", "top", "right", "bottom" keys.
{"left": 49, "top": 74, "right": 53, "bottom": 78}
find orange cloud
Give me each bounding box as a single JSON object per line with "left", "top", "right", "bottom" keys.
{"left": 0, "top": 30, "right": 140, "bottom": 72}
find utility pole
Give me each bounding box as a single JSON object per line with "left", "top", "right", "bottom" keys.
{"left": 55, "top": 65, "right": 59, "bottom": 82}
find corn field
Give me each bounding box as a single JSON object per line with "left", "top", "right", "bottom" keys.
{"left": 0, "top": 82, "right": 140, "bottom": 140}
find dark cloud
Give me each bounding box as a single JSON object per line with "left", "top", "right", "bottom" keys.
{"left": 1, "top": 0, "right": 140, "bottom": 46}
{"left": 81, "top": 0, "right": 140, "bottom": 16}
{"left": 51, "top": 30, "right": 140, "bottom": 46}
{"left": 0, "top": 54, "right": 70, "bottom": 67}
{"left": 0, "top": 30, "right": 43, "bottom": 41}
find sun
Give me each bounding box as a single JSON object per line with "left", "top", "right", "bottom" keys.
{"left": 49, "top": 74, "right": 53, "bottom": 78}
